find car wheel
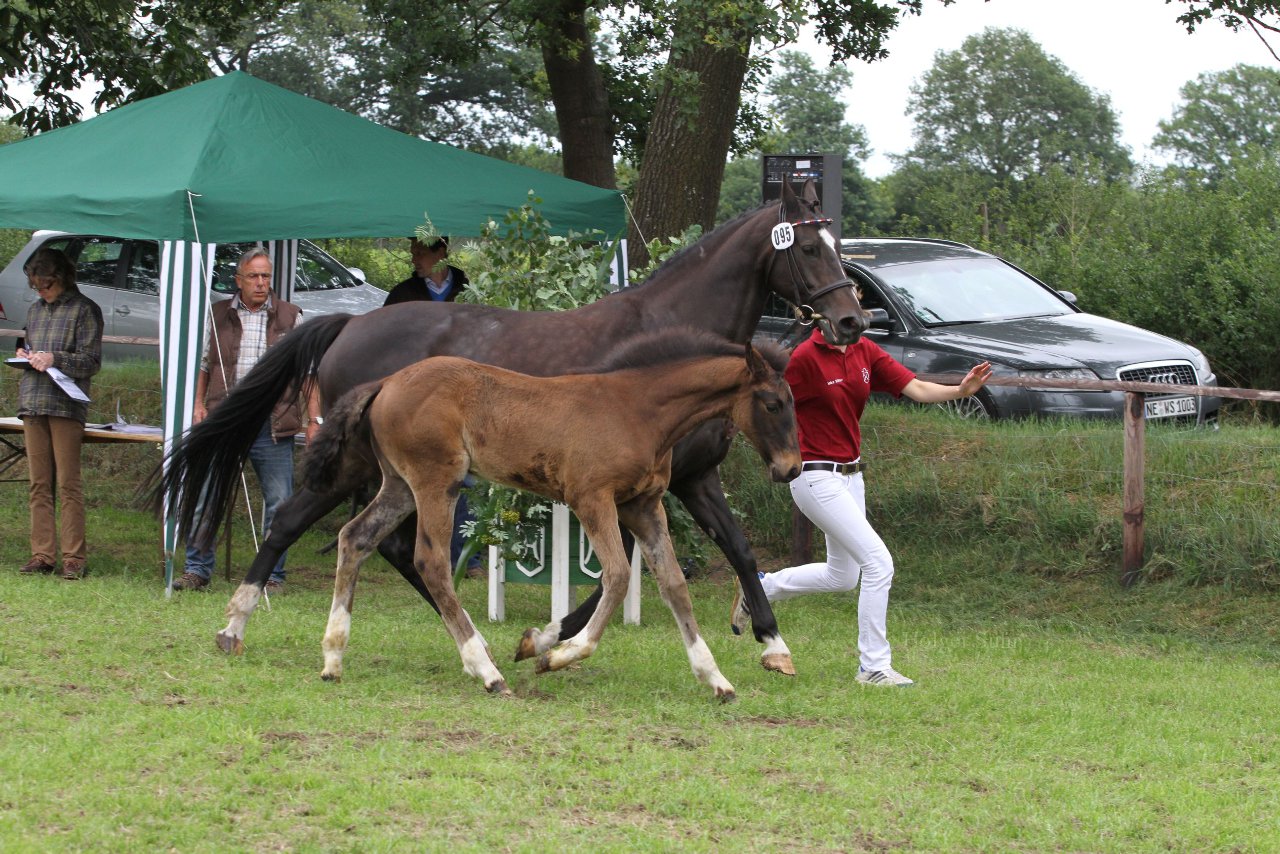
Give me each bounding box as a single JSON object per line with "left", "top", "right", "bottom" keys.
{"left": 935, "top": 390, "right": 996, "bottom": 420}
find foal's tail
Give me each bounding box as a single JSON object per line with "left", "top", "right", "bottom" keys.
{"left": 300, "top": 381, "right": 384, "bottom": 495}
{"left": 143, "top": 312, "right": 355, "bottom": 548}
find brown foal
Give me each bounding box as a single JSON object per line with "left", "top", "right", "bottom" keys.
{"left": 302, "top": 329, "right": 800, "bottom": 700}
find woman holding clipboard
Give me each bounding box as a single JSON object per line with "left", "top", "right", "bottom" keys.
{"left": 13, "top": 247, "right": 103, "bottom": 580}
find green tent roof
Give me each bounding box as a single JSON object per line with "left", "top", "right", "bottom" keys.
{"left": 0, "top": 71, "right": 624, "bottom": 243}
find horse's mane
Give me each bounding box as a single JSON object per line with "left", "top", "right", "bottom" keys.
{"left": 625, "top": 201, "right": 775, "bottom": 290}
{"left": 627, "top": 188, "right": 824, "bottom": 291}
{"left": 583, "top": 326, "right": 790, "bottom": 374}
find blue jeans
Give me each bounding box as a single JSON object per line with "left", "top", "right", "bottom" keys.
{"left": 185, "top": 422, "right": 294, "bottom": 583}
{"left": 450, "top": 487, "right": 481, "bottom": 570}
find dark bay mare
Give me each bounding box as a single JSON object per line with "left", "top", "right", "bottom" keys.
{"left": 306, "top": 329, "right": 799, "bottom": 699}
{"left": 152, "top": 178, "right": 865, "bottom": 674}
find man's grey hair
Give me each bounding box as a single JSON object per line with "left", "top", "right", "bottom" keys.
{"left": 237, "top": 246, "right": 272, "bottom": 274}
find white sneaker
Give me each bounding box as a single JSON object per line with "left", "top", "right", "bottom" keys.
{"left": 856, "top": 666, "right": 914, "bottom": 687}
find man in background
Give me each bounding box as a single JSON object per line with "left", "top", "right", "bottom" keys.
{"left": 174, "top": 247, "right": 314, "bottom": 593}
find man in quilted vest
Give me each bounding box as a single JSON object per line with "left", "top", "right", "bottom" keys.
{"left": 173, "top": 248, "right": 305, "bottom": 593}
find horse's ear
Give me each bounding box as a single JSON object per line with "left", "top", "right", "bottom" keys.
{"left": 781, "top": 175, "right": 802, "bottom": 222}
{"left": 799, "top": 178, "right": 820, "bottom": 205}
{"left": 745, "top": 343, "right": 770, "bottom": 380}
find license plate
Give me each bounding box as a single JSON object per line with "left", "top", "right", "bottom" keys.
{"left": 1145, "top": 396, "right": 1197, "bottom": 419}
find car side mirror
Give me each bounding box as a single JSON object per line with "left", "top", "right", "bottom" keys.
{"left": 1057, "top": 290, "right": 1078, "bottom": 305}
{"left": 347, "top": 266, "right": 367, "bottom": 283}
{"left": 866, "top": 308, "right": 893, "bottom": 329}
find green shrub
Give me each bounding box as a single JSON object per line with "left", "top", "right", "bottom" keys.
{"left": 719, "top": 402, "right": 1280, "bottom": 589}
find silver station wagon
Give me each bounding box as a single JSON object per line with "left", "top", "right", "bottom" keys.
{"left": 0, "top": 231, "right": 388, "bottom": 361}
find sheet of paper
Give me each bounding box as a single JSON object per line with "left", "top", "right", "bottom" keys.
{"left": 5, "top": 357, "right": 90, "bottom": 402}
{"left": 47, "top": 367, "right": 90, "bottom": 402}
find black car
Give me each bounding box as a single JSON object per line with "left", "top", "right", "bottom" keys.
{"left": 757, "top": 238, "right": 1220, "bottom": 423}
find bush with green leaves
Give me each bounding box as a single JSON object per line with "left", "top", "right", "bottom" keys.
{"left": 444, "top": 197, "right": 711, "bottom": 569}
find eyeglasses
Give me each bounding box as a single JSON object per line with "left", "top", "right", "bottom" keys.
{"left": 237, "top": 272, "right": 273, "bottom": 281}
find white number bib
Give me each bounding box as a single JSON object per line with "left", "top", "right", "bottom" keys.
{"left": 771, "top": 222, "right": 795, "bottom": 250}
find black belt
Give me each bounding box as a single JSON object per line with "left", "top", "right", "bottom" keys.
{"left": 802, "top": 461, "right": 866, "bottom": 475}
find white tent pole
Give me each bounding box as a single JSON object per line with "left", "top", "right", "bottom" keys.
{"left": 159, "top": 238, "right": 212, "bottom": 594}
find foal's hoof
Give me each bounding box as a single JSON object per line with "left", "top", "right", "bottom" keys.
{"left": 486, "top": 679, "right": 512, "bottom": 696}
{"left": 514, "top": 628, "right": 539, "bottom": 662}
{"left": 762, "top": 652, "right": 797, "bottom": 676}
{"left": 320, "top": 672, "right": 341, "bottom": 683}
{"left": 215, "top": 631, "right": 244, "bottom": 655}
{"left": 715, "top": 687, "right": 737, "bottom": 704}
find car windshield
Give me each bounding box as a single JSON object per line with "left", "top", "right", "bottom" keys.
{"left": 875, "top": 258, "right": 1073, "bottom": 325}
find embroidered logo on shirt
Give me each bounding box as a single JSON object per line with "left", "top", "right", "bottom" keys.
{"left": 826, "top": 378, "right": 843, "bottom": 386}
{"left": 861, "top": 367, "right": 871, "bottom": 384}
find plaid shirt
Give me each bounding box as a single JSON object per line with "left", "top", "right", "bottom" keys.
{"left": 200, "top": 294, "right": 270, "bottom": 384}
{"left": 17, "top": 290, "right": 104, "bottom": 424}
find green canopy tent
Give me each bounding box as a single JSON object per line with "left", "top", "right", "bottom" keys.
{"left": 0, "top": 71, "right": 627, "bottom": 590}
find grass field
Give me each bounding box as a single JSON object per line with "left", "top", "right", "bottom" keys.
{"left": 3, "top": 559, "right": 1279, "bottom": 851}
{"left": 3, "top": 366, "right": 1280, "bottom": 850}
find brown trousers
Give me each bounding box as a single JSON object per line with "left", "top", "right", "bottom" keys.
{"left": 23, "top": 415, "right": 86, "bottom": 564}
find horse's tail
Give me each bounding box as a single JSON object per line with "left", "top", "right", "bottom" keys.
{"left": 143, "top": 312, "right": 355, "bottom": 547}
{"left": 300, "top": 380, "right": 384, "bottom": 495}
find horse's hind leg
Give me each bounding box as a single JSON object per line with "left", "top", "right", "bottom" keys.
{"left": 320, "top": 476, "right": 414, "bottom": 682}
{"left": 411, "top": 493, "right": 510, "bottom": 695}
{"left": 534, "top": 500, "right": 635, "bottom": 674}
{"left": 217, "top": 485, "right": 348, "bottom": 655}
{"left": 619, "top": 497, "right": 736, "bottom": 701}
{"left": 669, "top": 469, "right": 794, "bottom": 675}
{"left": 513, "top": 526, "right": 626, "bottom": 661}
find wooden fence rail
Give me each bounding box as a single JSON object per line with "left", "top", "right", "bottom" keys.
{"left": 791, "top": 373, "right": 1280, "bottom": 588}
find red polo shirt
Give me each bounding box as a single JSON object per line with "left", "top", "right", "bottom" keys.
{"left": 784, "top": 329, "right": 916, "bottom": 462}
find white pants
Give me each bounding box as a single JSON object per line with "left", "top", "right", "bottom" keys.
{"left": 760, "top": 466, "right": 895, "bottom": 672}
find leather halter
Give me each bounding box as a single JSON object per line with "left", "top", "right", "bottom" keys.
{"left": 769, "top": 205, "right": 856, "bottom": 337}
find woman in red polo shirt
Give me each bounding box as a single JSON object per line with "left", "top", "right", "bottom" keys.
{"left": 734, "top": 328, "right": 991, "bottom": 687}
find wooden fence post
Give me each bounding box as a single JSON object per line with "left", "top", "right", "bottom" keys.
{"left": 1122, "top": 391, "right": 1146, "bottom": 587}
{"left": 791, "top": 506, "right": 813, "bottom": 566}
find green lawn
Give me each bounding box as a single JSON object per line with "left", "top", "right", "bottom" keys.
{"left": 3, "top": 367, "right": 1279, "bottom": 850}
{"left": 2, "top": 559, "right": 1277, "bottom": 851}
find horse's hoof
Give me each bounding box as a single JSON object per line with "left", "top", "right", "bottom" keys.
{"left": 215, "top": 632, "right": 244, "bottom": 655}
{"left": 320, "top": 672, "right": 341, "bottom": 683}
{"left": 514, "top": 628, "right": 539, "bottom": 662}
{"left": 715, "top": 687, "right": 737, "bottom": 704}
{"left": 486, "top": 679, "right": 512, "bottom": 696}
{"left": 762, "top": 652, "right": 797, "bottom": 676}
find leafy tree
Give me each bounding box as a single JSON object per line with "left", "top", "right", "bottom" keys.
{"left": 717, "top": 50, "right": 879, "bottom": 234}
{"left": 0, "top": 0, "right": 264, "bottom": 133}
{"left": 1171, "top": 1, "right": 1280, "bottom": 60}
{"left": 624, "top": 0, "right": 928, "bottom": 266}
{"left": 1153, "top": 63, "right": 1280, "bottom": 178}
{"left": 199, "top": 0, "right": 551, "bottom": 152}
{"left": 0, "top": 120, "right": 21, "bottom": 145}
{"left": 902, "top": 28, "right": 1132, "bottom": 182}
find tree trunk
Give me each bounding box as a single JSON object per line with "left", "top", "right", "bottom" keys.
{"left": 628, "top": 23, "right": 751, "bottom": 269}
{"left": 539, "top": 0, "right": 617, "bottom": 190}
